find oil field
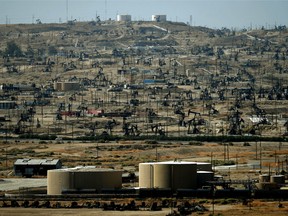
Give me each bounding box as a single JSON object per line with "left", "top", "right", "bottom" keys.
{"left": 0, "top": 17, "right": 288, "bottom": 216}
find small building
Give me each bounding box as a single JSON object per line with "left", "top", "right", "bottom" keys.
{"left": 53, "top": 81, "right": 80, "bottom": 92}
{"left": 117, "top": 15, "right": 132, "bottom": 22}
{"left": 14, "top": 159, "right": 62, "bottom": 177}
{"left": 152, "top": 15, "right": 167, "bottom": 22}
{"left": 0, "top": 101, "right": 17, "bottom": 109}
{"left": 47, "top": 166, "right": 123, "bottom": 195}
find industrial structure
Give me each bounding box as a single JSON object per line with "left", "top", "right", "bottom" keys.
{"left": 116, "top": 15, "right": 132, "bottom": 22}
{"left": 53, "top": 81, "right": 80, "bottom": 92}
{"left": 256, "top": 174, "right": 286, "bottom": 190}
{"left": 139, "top": 161, "right": 213, "bottom": 191}
{"left": 0, "top": 101, "right": 17, "bottom": 109}
{"left": 14, "top": 159, "right": 62, "bottom": 177}
{"left": 152, "top": 15, "right": 167, "bottom": 22}
{"left": 47, "top": 166, "right": 122, "bottom": 195}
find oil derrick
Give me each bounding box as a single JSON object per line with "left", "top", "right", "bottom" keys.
{"left": 185, "top": 90, "right": 193, "bottom": 101}
{"left": 186, "top": 109, "right": 204, "bottom": 134}
{"left": 96, "top": 16, "right": 101, "bottom": 25}
{"left": 151, "top": 123, "right": 165, "bottom": 136}
{"left": 94, "top": 70, "right": 108, "bottom": 87}
{"left": 146, "top": 108, "right": 157, "bottom": 123}
{"left": 88, "top": 121, "right": 98, "bottom": 136}
{"left": 6, "top": 65, "right": 18, "bottom": 73}
{"left": 36, "top": 118, "right": 41, "bottom": 128}
{"left": 199, "top": 88, "right": 212, "bottom": 100}
{"left": 186, "top": 117, "right": 205, "bottom": 134}
{"left": 217, "top": 89, "right": 225, "bottom": 100}
{"left": 63, "top": 61, "right": 77, "bottom": 71}
{"left": 174, "top": 105, "right": 185, "bottom": 127}
{"left": 228, "top": 109, "right": 244, "bottom": 135}
{"left": 56, "top": 103, "right": 65, "bottom": 120}
{"left": 43, "top": 58, "right": 54, "bottom": 72}
{"left": 104, "top": 119, "right": 117, "bottom": 135}
{"left": 15, "top": 106, "right": 36, "bottom": 134}
{"left": 252, "top": 102, "right": 266, "bottom": 118}
{"left": 268, "top": 82, "right": 288, "bottom": 100}
{"left": 56, "top": 111, "right": 62, "bottom": 120}
{"left": 284, "top": 121, "right": 288, "bottom": 136}
{"left": 123, "top": 122, "right": 140, "bottom": 136}
{"left": 158, "top": 58, "right": 166, "bottom": 67}
{"left": 206, "top": 103, "right": 219, "bottom": 115}
{"left": 3, "top": 55, "right": 10, "bottom": 66}
{"left": 247, "top": 102, "right": 270, "bottom": 135}
{"left": 143, "top": 57, "right": 153, "bottom": 66}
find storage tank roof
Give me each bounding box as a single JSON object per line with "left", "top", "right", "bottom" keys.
{"left": 51, "top": 166, "right": 121, "bottom": 173}
{"left": 140, "top": 161, "right": 197, "bottom": 165}
{"left": 15, "top": 158, "right": 60, "bottom": 166}
{"left": 197, "top": 171, "right": 214, "bottom": 173}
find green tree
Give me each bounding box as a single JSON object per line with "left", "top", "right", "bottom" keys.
{"left": 5, "top": 41, "right": 23, "bottom": 57}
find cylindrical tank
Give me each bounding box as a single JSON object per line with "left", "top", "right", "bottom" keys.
{"left": 139, "top": 163, "right": 154, "bottom": 188}
{"left": 172, "top": 163, "right": 197, "bottom": 190}
{"left": 47, "top": 167, "right": 122, "bottom": 195}
{"left": 270, "top": 175, "right": 285, "bottom": 184}
{"left": 62, "top": 82, "right": 80, "bottom": 91}
{"left": 117, "top": 15, "right": 131, "bottom": 22}
{"left": 139, "top": 161, "right": 209, "bottom": 190}
{"left": 197, "top": 171, "right": 214, "bottom": 188}
{"left": 47, "top": 169, "right": 70, "bottom": 195}
{"left": 259, "top": 174, "right": 270, "bottom": 183}
{"left": 153, "top": 163, "right": 172, "bottom": 189}
{"left": 152, "top": 15, "right": 167, "bottom": 22}
{"left": 53, "top": 82, "right": 62, "bottom": 91}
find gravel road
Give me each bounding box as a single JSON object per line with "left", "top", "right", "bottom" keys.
{"left": 0, "top": 178, "right": 47, "bottom": 191}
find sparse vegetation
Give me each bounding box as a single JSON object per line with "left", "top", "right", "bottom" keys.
{"left": 0, "top": 20, "right": 288, "bottom": 216}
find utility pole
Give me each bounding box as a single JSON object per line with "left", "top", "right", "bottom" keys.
{"left": 255, "top": 141, "right": 258, "bottom": 159}
{"left": 5, "top": 123, "right": 8, "bottom": 167}
{"left": 260, "top": 141, "right": 262, "bottom": 170}
{"left": 66, "top": 0, "right": 69, "bottom": 22}
{"left": 105, "top": 0, "right": 107, "bottom": 21}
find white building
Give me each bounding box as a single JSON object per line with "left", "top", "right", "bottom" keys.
{"left": 152, "top": 15, "right": 167, "bottom": 22}
{"left": 117, "top": 15, "right": 132, "bottom": 22}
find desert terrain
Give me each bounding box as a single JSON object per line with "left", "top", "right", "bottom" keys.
{"left": 0, "top": 20, "right": 288, "bottom": 215}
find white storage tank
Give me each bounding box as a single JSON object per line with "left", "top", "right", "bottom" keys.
{"left": 47, "top": 169, "right": 70, "bottom": 195}
{"left": 138, "top": 161, "right": 198, "bottom": 190}
{"left": 47, "top": 166, "right": 122, "bottom": 195}
{"left": 152, "top": 15, "right": 167, "bottom": 22}
{"left": 53, "top": 82, "right": 62, "bottom": 91}
{"left": 117, "top": 15, "right": 132, "bottom": 22}
{"left": 153, "top": 163, "right": 172, "bottom": 189}
{"left": 139, "top": 163, "right": 154, "bottom": 188}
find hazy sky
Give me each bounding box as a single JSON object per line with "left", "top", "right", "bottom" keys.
{"left": 1, "top": 0, "right": 287, "bottom": 29}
